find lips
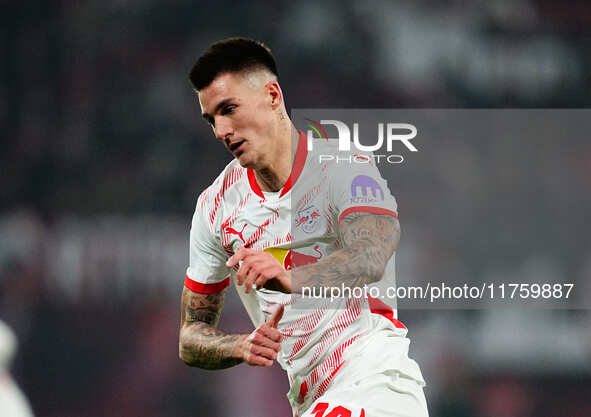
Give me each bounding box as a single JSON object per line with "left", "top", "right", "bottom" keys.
{"left": 229, "top": 140, "right": 246, "bottom": 155}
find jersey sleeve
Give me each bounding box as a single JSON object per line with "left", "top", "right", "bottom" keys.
{"left": 330, "top": 155, "right": 398, "bottom": 224}
{"left": 184, "top": 193, "right": 230, "bottom": 294}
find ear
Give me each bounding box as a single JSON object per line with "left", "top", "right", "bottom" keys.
{"left": 265, "top": 81, "right": 283, "bottom": 110}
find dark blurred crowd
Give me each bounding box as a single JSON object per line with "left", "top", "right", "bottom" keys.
{"left": 1, "top": 1, "right": 591, "bottom": 416}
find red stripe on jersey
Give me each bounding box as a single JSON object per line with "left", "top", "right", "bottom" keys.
{"left": 307, "top": 333, "right": 362, "bottom": 405}
{"left": 280, "top": 130, "right": 308, "bottom": 197}
{"left": 243, "top": 209, "right": 280, "bottom": 248}
{"left": 297, "top": 298, "right": 363, "bottom": 405}
{"left": 260, "top": 232, "right": 292, "bottom": 251}
{"left": 221, "top": 193, "right": 252, "bottom": 231}
{"left": 199, "top": 188, "right": 210, "bottom": 210}
{"left": 295, "top": 184, "right": 321, "bottom": 212}
{"left": 184, "top": 275, "right": 230, "bottom": 294}
{"left": 286, "top": 306, "right": 328, "bottom": 362}
{"left": 338, "top": 206, "right": 398, "bottom": 223}
{"left": 312, "top": 362, "right": 344, "bottom": 403}
{"left": 306, "top": 298, "right": 362, "bottom": 369}
{"left": 247, "top": 169, "right": 265, "bottom": 199}
{"left": 368, "top": 296, "right": 406, "bottom": 329}
{"left": 298, "top": 381, "right": 308, "bottom": 404}
{"left": 209, "top": 168, "right": 244, "bottom": 225}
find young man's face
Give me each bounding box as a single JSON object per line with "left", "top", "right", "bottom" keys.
{"left": 198, "top": 71, "right": 280, "bottom": 169}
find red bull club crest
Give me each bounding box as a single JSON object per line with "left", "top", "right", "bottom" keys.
{"left": 295, "top": 206, "right": 322, "bottom": 234}
{"left": 265, "top": 245, "right": 323, "bottom": 270}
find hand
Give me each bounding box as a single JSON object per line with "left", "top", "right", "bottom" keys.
{"left": 236, "top": 304, "right": 284, "bottom": 366}
{"left": 226, "top": 246, "right": 292, "bottom": 294}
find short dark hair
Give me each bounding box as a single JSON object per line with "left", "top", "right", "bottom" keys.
{"left": 189, "top": 37, "right": 278, "bottom": 91}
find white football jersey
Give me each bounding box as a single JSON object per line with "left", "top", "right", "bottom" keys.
{"left": 185, "top": 132, "right": 408, "bottom": 410}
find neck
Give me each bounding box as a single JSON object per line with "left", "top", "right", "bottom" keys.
{"left": 254, "top": 124, "right": 299, "bottom": 192}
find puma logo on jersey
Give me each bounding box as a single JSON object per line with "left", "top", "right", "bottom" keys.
{"left": 224, "top": 223, "right": 247, "bottom": 244}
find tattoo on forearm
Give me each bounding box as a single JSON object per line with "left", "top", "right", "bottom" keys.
{"left": 179, "top": 288, "right": 244, "bottom": 369}
{"left": 292, "top": 213, "right": 399, "bottom": 292}
{"left": 184, "top": 290, "right": 223, "bottom": 325}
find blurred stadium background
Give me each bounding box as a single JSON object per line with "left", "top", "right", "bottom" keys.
{"left": 1, "top": 1, "right": 591, "bottom": 416}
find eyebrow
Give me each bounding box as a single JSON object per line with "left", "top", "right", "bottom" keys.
{"left": 201, "top": 97, "right": 236, "bottom": 124}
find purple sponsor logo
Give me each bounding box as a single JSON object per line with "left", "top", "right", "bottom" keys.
{"left": 350, "top": 175, "right": 384, "bottom": 203}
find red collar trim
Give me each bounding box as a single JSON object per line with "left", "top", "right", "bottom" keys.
{"left": 247, "top": 168, "right": 265, "bottom": 199}
{"left": 247, "top": 130, "right": 308, "bottom": 199}
{"left": 279, "top": 130, "right": 307, "bottom": 197}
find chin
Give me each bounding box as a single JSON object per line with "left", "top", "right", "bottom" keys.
{"left": 236, "top": 153, "right": 257, "bottom": 169}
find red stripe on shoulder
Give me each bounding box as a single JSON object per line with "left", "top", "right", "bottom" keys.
{"left": 338, "top": 206, "right": 398, "bottom": 223}
{"left": 184, "top": 275, "right": 230, "bottom": 294}
{"left": 209, "top": 167, "right": 244, "bottom": 224}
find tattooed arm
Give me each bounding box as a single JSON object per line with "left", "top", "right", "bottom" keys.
{"left": 179, "top": 286, "right": 283, "bottom": 369}
{"left": 291, "top": 212, "right": 400, "bottom": 293}
{"left": 178, "top": 287, "right": 243, "bottom": 369}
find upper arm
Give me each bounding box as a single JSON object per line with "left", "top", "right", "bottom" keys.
{"left": 185, "top": 192, "right": 231, "bottom": 293}
{"left": 330, "top": 153, "right": 400, "bottom": 257}
{"left": 180, "top": 286, "right": 226, "bottom": 330}
{"left": 338, "top": 212, "right": 400, "bottom": 261}
{"left": 180, "top": 191, "right": 229, "bottom": 333}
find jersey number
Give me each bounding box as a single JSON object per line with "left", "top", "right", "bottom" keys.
{"left": 311, "top": 402, "right": 365, "bottom": 417}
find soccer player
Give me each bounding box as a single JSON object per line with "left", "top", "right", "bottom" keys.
{"left": 179, "top": 38, "right": 428, "bottom": 417}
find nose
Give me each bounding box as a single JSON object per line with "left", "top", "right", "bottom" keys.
{"left": 213, "top": 118, "right": 233, "bottom": 142}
